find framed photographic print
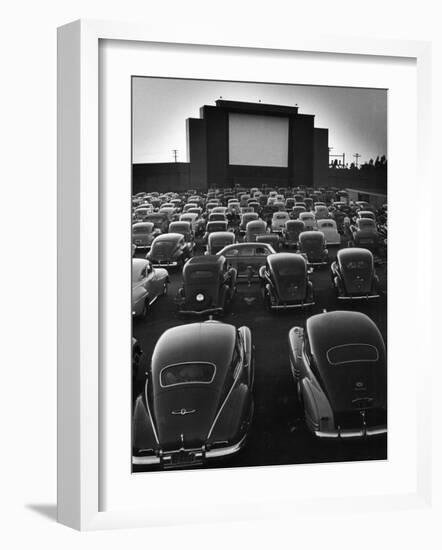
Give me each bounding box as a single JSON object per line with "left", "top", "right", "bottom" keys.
{"left": 57, "top": 20, "right": 433, "bottom": 530}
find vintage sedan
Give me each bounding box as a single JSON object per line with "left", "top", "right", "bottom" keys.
{"left": 203, "top": 220, "right": 229, "bottom": 243}
{"left": 146, "top": 233, "right": 192, "bottom": 268}
{"left": 331, "top": 248, "right": 380, "bottom": 300}
{"left": 298, "top": 231, "right": 328, "bottom": 266}
{"left": 217, "top": 242, "right": 276, "bottom": 282}
{"left": 299, "top": 212, "right": 316, "bottom": 230}
{"left": 288, "top": 311, "right": 387, "bottom": 438}
{"left": 132, "top": 320, "right": 254, "bottom": 468}
{"left": 244, "top": 219, "right": 268, "bottom": 243}
{"left": 132, "top": 222, "right": 160, "bottom": 250}
{"left": 239, "top": 212, "right": 259, "bottom": 234}
{"left": 259, "top": 253, "right": 314, "bottom": 310}
{"left": 291, "top": 205, "right": 306, "bottom": 219}
{"left": 282, "top": 220, "right": 305, "bottom": 249}
{"left": 206, "top": 231, "right": 235, "bottom": 255}
{"left": 144, "top": 212, "right": 169, "bottom": 234}
{"left": 271, "top": 211, "right": 290, "bottom": 232}
{"left": 132, "top": 258, "right": 169, "bottom": 318}
{"left": 317, "top": 219, "right": 341, "bottom": 245}
{"left": 314, "top": 204, "right": 330, "bottom": 220}
{"left": 176, "top": 255, "right": 237, "bottom": 315}
{"left": 168, "top": 221, "right": 195, "bottom": 254}
{"left": 357, "top": 210, "right": 376, "bottom": 221}
{"left": 351, "top": 218, "right": 380, "bottom": 252}
{"left": 180, "top": 212, "right": 204, "bottom": 235}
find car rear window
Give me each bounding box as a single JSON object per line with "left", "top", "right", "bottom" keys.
{"left": 326, "top": 344, "right": 379, "bottom": 365}
{"left": 133, "top": 225, "right": 152, "bottom": 234}
{"left": 344, "top": 260, "right": 370, "bottom": 270}
{"left": 160, "top": 362, "right": 216, "bottom": 387}
{"left": 188, "top": 270, "right": 215, "bottom": 280}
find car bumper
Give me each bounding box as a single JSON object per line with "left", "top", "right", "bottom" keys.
{"left": 132, "top": 433, "right": 247, "bottom": 466}
{"left": 270, "top": 301, "right": 315, "bottom": 310}
{"left": 133, "top": 244, "right": 152, "bottom": 250}
{"left": 151, "top": 260, "right": 178, "bottom": 267}
{"left": 314, "top": 425, "right": 387, "bottom": 439}
{"left": 179, "top": 306, "right": 224, "bottom": 316}
{"left": 337, "top": 293, "right": 380, "bottom": 300}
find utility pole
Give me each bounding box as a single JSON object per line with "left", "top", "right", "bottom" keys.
{"left": 172, "top": 149, "right": 178, "bottom": 162}
{"left": 353, "top": 153, "right": 361, "bottom": 168}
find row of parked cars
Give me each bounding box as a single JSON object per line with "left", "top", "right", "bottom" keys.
{"left": 132, "top": 311, "right": 387, "bottom": 468}
{"left": 132, "top": 243, "right": 381, "bottom": 318}
{"left": 131, "top": 186, "right": 387, "bottom": 469}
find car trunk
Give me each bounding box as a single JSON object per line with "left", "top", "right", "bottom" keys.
{"left": 154, "top": 387, "right": 221, "bottom": 451}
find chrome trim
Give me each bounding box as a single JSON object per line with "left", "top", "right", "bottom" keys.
{"left": 132, "top": 455, "right": 161, "bottom": 465}
{"left": 179, "top": 307, "right": 224, "bottom": 316}
{"left": 207, "top": 358, "right": 243, "bottom": 440}
{"left": 144, "top": 378, "right": 159, "bottom": 445}
{"left": 159, "top": 361, "right": 216, "bottom": 388}
{"left": 314, "top": 425, "right": 387, "bottom": 439}
{"left": 206, "top": 431, "right": 248, "bottom": 458}
{"left": 337, "top": 294, "right": 380, "bottom": 300}
{"left": 271, "top": 301, "right": 315, "bottom": 310}
{"left": 151, "top": 261, "right": 178, "bottom": 267}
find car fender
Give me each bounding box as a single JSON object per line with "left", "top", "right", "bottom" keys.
{"left": 288, "top": 327, "right": 304, "bottom": 376}
{"left": 301, "top": 378, "right": 335, "bottom": 433}
{"left": 132, "top": 393, "right": 159, "bottom": 452}
{"left": 207, "top": 382, "right": 252, "bottom": 444}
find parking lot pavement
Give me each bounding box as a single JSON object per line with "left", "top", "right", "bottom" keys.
{"left": 132, "top": 241, "right": 387, "bottom": 472}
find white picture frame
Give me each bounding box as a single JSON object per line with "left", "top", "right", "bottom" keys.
{"left": 57, "top": 19, "right": 434, "bottom": 531}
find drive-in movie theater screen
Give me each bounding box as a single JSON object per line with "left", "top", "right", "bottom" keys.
{"left": 131, "top": 76, "right": 387, "bottom": 473}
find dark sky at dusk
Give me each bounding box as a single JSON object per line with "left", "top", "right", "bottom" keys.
{"left": 132, "top": 77, "right": 387, "bottom": 166}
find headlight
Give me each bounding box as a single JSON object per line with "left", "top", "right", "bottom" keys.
{"left": 196, "top": 293, "right": 204, "bottom": 302}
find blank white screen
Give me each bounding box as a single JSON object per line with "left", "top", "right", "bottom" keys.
{"left": 229, "top": 113, "right": 289, "bottom": 167}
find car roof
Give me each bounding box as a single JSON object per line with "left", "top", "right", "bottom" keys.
{"left": 337, "top": 247, "right": 373, "bottom": 262}
{"left": 267, "top": 252, "right": 306, "bottom": 269}
{"left": 151, "top": 321, "right": 236, "bottom": 376}
{"left": 299, "top": 230, "right": 324, "bottom": 240}
{"left": 153, "top": 232, "right": 183, "bottom": 242}
{"left": 307, "top": 311, "right": 384, "bottom": 365}
{"left": 132, "top": 222, "right": 154, "bottom": 228}
{"left": 184, "top": 254, "right": 225, "bottom": 268}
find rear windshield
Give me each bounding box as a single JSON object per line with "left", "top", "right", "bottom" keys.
{"left": 344, "top": 260, "right": 370, "bottom": 270}
{"left": 133, "top": 225, "right": 152, "bottom": 234}
{"left": 160, "top": 362, "right": 216, "bottom": 387}
{"left": 326, "top": 344, "right": 379, "bottom": 365}
{"left": 188, "top": 270, "right": 216, "bottom": 280}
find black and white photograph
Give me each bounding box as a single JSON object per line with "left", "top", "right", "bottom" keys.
{"left": 130, "top": 77, "right": 388, "bottom": 472}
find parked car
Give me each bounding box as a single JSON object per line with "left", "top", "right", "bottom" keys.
{"left": 288, "top": 311, "right": 387, "bottom": 439}
{"left": 299, "top": 212, "right": 316, "bottom": 231}
{"left": 132, "top": 222, "right": 160, "bottom": 250}
{"left": 168, "top": 221, "right": 195, "bottom": 254}
{"left": 314, "top": 205, "right": 330, "bottom": 220}
{"left": 180, "top": 212, "right": 204, "bottom": 235}
{"left": 132, "top": 320, "right": 254, "bottom": 468}
{"left": 132, "top": 258, "right": 169, "bottom": 318}
{"left": 317, "top": 219, "right": 341, "bottom": 245}
{"left": 144, "top": 212, "right": 169, "bottom": 234}
{"left": 217, "top": 242, "right": 276, "bottom": 282}
{"left": 351, "top": 218, "right": 380, "bottom": 252}
{"left": 203, "top": 220, "right": 229, "bottom": 242}
{"left": 271, "top": 211, "right": 290, "bottom": 232}
{"left": 206, "top": 231, "right": 235, "bottom": 255}
{"left": 176, "top": 255, "right": 237, "bottom": 315}
{"left": 357, "top": 210, "right": 376, "bottom": 221}
{"left": 239, "top": 212, "right": 259, "bottom": 234}
{"left": 244, "top": 219, "right": 268, "bottom": 243}
{"left": 331, "top": 248, "right": 380, "bottom": 300}
{"left": 208, "top": 212, "right": 228, "bottom": 223}
{"left": 255, "top": 232, "right": 281, "bottom": 251}
{"left": 259, "top": 253, "right": 314, "bottom": 310}
{"left": 282, "top": 220, "right": 305, "bottom": 249}
{"left": 146, "top": 233, "right": 192, "bottom": 267}
{"left": 298, "top": 231, "right": 328, "bottom": 266}
{"left": 291, "top": 205, "right": 306, "bottom": 219}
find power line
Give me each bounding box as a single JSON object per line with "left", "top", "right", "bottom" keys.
{"left": 172, "top": 149, "right": 178, "bottom": 162}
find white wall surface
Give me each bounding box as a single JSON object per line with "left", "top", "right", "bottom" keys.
{"left": 0, "top": 0, "right": 441, "bottom": 547}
